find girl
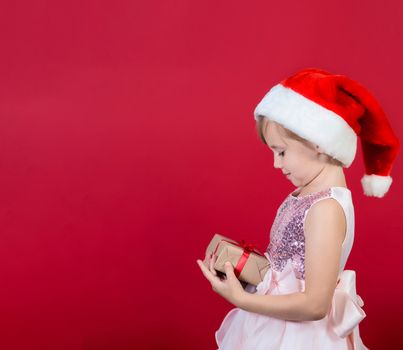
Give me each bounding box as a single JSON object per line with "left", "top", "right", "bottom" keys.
{"left": 197, "top": 68, "right": 399, "bottom": 349}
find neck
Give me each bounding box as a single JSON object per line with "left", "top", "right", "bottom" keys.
{"left": 298, "top": 164, "right": 347, "bottom": 196}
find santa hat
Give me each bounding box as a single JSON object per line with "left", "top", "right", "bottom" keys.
{"left": 254, "top": 68, "right": 400, "bottom": 198}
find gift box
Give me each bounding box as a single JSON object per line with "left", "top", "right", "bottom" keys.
{"left": 204, "top": 233, "right": 270, "bottom": 286}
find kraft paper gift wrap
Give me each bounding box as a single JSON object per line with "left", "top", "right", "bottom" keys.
{"left": 204, "top": 233, "right": 270, "bottom": 286}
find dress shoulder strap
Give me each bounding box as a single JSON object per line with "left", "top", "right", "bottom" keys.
{"left": 327, "top": 187, "right": 355, "bottom": 272}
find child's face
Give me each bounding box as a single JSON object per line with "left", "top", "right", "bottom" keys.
{"left": 262, "top": 118, "right": 324, "bottom": 187}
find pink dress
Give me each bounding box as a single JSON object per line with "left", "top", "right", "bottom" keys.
{"left": 216, "top": 187, "right": 369, "bottom": 350}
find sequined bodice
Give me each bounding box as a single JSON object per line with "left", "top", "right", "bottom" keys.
{"left": 266, "top": 188, "right": 333, "bottom": 280}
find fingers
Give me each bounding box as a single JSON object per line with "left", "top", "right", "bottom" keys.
{"left": 197, "top": 253, "right": 223, "bottom": 292}
{"left": 224, "top": 261, "right": 235, "bottom": 279}
{"left": 203, "top": 251, "right": 212, "bottom": 266}
{"left": 203, "top": 252, "right": 218, "bottom": 276}
{"left": 205, "top": 251, "right": 210, "bottom": 261}
{"left": 209, "top": 253, "right": 217, "bottom": 276}
{"left": 197, "top": 259, "right": 214, "bottom": 284}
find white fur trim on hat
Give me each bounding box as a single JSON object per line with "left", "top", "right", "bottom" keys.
{"left": 361, "top": 174, "right": 393, "bottom": 198}
{"left": 254, "top": 84, "right": 357, "bottom": 167}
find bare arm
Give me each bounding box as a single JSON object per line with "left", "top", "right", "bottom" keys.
{"left": 235, "top": 198, "right": 346, "bottom": 321}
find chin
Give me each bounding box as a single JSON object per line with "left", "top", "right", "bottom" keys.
{"left": 290, "top": 178, "right": 299, "bottom": 185}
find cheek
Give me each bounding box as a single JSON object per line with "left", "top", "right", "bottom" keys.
{"left": 283, "top": 154, "right": 295, "bottom": 167}
{"left": 284, "top": 155, "right": 303, "bottom": 174}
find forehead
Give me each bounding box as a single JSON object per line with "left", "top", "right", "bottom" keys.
{"left": 262, "top": 118, "right": 288, "bottom": 148}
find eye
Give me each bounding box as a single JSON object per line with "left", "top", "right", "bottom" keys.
{"left": 278, "top": 151, "right": 285, "bottom": 157}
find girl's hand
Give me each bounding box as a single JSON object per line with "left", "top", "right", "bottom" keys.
{"left": 196, "top": 252, "right": 246, "bottom": 307}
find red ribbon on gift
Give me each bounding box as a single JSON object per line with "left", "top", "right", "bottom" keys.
{"left": 213, "top": 238, "right": 262, "bottom": 278}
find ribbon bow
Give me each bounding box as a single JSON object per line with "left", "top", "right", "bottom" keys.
{"left": 329, "top": 269, "right": 366, "bottom": 343}
{"left": 239, "top": 239, "right": 258, "bottom": 253}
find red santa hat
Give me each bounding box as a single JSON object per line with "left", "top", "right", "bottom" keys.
{"left": 254, "top": 68, "right": 400, "bottom": 198}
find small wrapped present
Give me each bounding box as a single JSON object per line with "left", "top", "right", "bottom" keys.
{"left": 204, "top": 233, "right": 270, "bottom": 286}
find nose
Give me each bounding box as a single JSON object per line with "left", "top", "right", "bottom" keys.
{"left": 273, "top": 154, "right": 282, "bottom": 169}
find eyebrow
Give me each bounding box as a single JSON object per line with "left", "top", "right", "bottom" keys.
{"left": 269, "top": 145, "right": 284, "bottom": 150}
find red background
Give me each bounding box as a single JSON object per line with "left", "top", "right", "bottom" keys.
{"left": 0, "top": 1, "right": 402, "bottom": 349}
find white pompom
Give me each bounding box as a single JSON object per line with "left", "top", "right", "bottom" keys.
{"left": 361, "top": 174, "right": 393, "bottom": 198}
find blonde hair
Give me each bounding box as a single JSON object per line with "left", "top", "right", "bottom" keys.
{"left": 255, "top": 116, "right": 344, "bottom": 167}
